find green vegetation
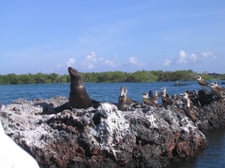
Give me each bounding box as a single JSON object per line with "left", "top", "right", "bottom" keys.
{"left": 0, "top": 73, "right": 69, "bottom": 84}
{"left": 0, "top": 70, "right": 224, "bottom": 85}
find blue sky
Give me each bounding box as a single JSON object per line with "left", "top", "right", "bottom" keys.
{"left": 1, "top": 0, "right": 225, "bottom": 74}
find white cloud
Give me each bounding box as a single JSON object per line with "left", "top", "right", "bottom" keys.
{"left": 129, "top": 57, "right": 138, "bottom": 65}
{"left": 129, "top": 56, "right": 144, "bottom": 66}
{"left": 84, "top": 51, "right": 97, "bottom": 69}
{"left": 101, "top": 58, "right": 117, "bottom": 67}
{"left": 190, "top": 53, "right": 197, "bottom": 63}
{"left": 82, "top": 51, "right": 118, "bottom": 70}
{"left": 202, "top": 50, "right": 216, "bottom": 59}
{"left": 177, "top": 50, "right": 187, "bottom": 64}
{"left": 163, "top": 59, "right": 172, "bottom": 66}
{"left": 161, "top": 49, "right": 218, "bottom": 71}
{"left": 66, "top": 57, "right": 76, "bottom": 67}
{"left": 202, "top": 50, "right": 213, "bottom": 58}
{"left": 56, "top": 57, "right": 76, "bottom": 72}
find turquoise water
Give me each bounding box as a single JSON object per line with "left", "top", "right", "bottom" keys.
{"left": 0, "top": 81, "right": 225, "bottom": 167}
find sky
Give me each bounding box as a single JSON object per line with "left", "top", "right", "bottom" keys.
{"left": 1, "top": 0, "right": 225, "bottom": 74}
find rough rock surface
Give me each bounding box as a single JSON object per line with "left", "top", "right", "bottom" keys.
{"left": 1, "top": 95, "right": 225, "bottom": 168}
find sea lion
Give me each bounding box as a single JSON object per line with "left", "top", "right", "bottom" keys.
{"left": 43, "top": 67, "right": 100, "bottom": 114}
{"left": 68, "top": 67, "right": 100, "bottom": 109}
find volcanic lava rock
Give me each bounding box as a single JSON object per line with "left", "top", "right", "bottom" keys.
{"left": 1, "top": 96, "right": 225, "bottom": 168}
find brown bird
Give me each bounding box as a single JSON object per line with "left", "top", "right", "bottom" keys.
{"left": 143, "top": 90, "right": 158, "bottom": 106}
{"left": 161, "top": 87, "right": 173, "bottom": 109}
{"left": 118, "top": 86, "right": 134, "bottom": 110}
{"left": 196, "top": 76, "right": 209, "bottom": 87}
{"left": 209, "top": 82, "right": 225, "bottom": 99}
{"left": 183, "top": 92, "right": 193, "bottom": 108}
{"left": 182, "top": 92, "right": 196, "bottom": 122}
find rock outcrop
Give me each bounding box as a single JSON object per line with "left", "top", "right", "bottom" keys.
{"left": 1, "top": 95, "right": 225, "bottom": 168}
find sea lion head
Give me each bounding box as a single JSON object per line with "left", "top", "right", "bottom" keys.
{"left": 68, "top": 67, "right": 84, "bottom": 88}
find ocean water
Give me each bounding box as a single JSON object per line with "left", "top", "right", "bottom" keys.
{"left": 0, "top": 81, "right": 200, "bottom": 104}
{"left": 0, "top": 81, "right": 225, "bottom": 167}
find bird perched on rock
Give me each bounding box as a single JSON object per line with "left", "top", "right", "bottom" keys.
{"left": 209, "top": 82, "right": 225, "bottom": 99}
{"left": 117, "top": 86, "right": 135, "bottom": 111}
{"left": 142, "top": 90, "right": 159, "bottom": 107}
{"left": 160, "top": 87, "right": 173, "bottom": 109}
{"left": 183, "top": 92, "right": 193, "bottom": 108}
{"left": 196, "top": 76, "right": 209, "bottom": 87}
{"left": 182, "top": 92, "right": 197, "bottom": 122}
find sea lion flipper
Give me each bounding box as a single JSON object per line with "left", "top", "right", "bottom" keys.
{"left": 54, "top": 102, "right": 70, "bottom": 112}
{"left": 42, "top": 102, "right": 70, "bottom": 114}
{"left": 91, "top": 99, "right": 101, "bottom": 108}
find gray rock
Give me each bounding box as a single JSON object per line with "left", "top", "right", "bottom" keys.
{"left": 1, "top": 96, "right": 225, "bottom": 168}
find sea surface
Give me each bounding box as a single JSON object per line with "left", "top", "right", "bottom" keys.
{"left": 1, "top": 81, "right": 225, "bottom": 168}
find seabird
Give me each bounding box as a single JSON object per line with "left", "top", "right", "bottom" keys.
{"left": 183, "top": 92, "right": 193, "bottom": 108}
{"left": 209, "top": 82, "right": 225, "bottom": 99}
{"left": 161, "top": 87, "right": 173, "bottom": 109}
{"left": 118, "top": 86, "right": 134, "bottom": 110}
{"left": 182, "top": 92, "right": 196, "bottom": 122}
{"left": 196, "top": 76, "right": 209, "bottom": 87}
{"left": 142, "top": 90, "right": 159, "bottom": 107}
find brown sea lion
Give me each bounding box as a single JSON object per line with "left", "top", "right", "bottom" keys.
{"left": 43, "top": 67, "right": 100, "bottom": 114}
{"left": 68, "top": 67, "right": 100, "bottom": 109}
